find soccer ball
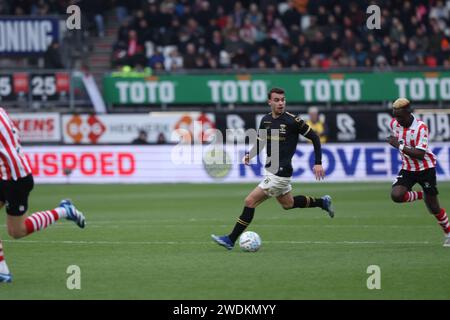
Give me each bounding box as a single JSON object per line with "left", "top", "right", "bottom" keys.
{"left": 239, "top": 231, "right": 262, "bottom": 252}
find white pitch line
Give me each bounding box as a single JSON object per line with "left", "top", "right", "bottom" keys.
{"left": 1, "top": 239, "right": 432, "bottom": 245}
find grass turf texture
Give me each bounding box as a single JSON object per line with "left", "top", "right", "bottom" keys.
{"left": 0, "top": 182, "right": 449, "bottom": 299}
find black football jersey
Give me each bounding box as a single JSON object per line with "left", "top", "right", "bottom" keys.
{"left": 258, "top": 112, "right": 311, "bottom": 177}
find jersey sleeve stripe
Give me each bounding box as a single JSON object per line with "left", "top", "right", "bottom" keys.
{"left": 390, "top": 118, "right": 396, "bottom": 130}
{"left": 302, "top": 126, "right": 311, "bottom": 136}
{"left": 415, "top": 124, "right": 426, "bottom": 146}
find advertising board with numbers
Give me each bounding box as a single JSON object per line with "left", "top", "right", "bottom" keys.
{"left": 0, "top": 72, "right": 70, "bottom": 102}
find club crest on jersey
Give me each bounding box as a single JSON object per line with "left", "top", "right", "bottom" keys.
{"left": 279, "top": 124, "right": 287, "bottom": 134}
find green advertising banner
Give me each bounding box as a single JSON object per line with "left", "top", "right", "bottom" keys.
{"left": 103, "top": 71, "right": 450, "bottom": 105}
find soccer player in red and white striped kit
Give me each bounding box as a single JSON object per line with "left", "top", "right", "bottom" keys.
{"left": 0, "top": 107, "right": 85, "bottom": 283}
{"left": 387, "top": 98, "right": 449, "bottom": 247}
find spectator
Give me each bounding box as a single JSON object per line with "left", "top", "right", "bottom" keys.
{"left": 164, "top": 48, "right": 183, "bottom": 71}
{"left": 240, "top": 17, "right": 258, "bottom": 46}
{"left": 132, "top": 130, "right": 148, "bottom": 145}
{"left": 148, "top": 49, "right": 165, "bottom": 69}
{"left": 182, "top": 43, "right": 197, "bottom": 69}
{"left": 306, "top": 106, "right": 327, "bottom": 144}
{"left": 269, "top": 18, "right": 289, "bottom": 45}
{"left": 44, "top": 41, "right": 64, "bottom": 69}
{"left": 247, "top": 3, "right": 263, "bottom": 26}
{"left": 403, "top": 39, "right": 423, "bottom": 66}
{"left": 156, "top": 132, "right": 167, "bottom": 145}
{"left": 282, "top": 0, "right": 301, "bottom": 30}
{"left": 231, "top": 47, "right": 251, "bottom": 69}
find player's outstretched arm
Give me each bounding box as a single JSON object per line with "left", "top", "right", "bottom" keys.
{"left": 303, "top": 129, "right": 325, "bottom": 180}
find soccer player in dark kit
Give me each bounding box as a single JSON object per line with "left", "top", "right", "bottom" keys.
{"left": 212, "top": 87, "right": 334, "bottom": 250}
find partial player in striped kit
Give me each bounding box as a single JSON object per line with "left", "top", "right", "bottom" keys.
{"left": 0, "top": 107, "right": 86, "bottom": 283}
{"left": 387, "top": 98, "right": 450, "bottom": 247}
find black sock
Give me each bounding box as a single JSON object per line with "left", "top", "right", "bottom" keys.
{"left": 228, "top": 207, "right": 255, "bottom": 243}
{"left": 293, "top": 195, "right": 324, "bottom": 209}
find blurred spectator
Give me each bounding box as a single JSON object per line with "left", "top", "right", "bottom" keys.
{"left": 132, "top": 130, "right": 148, "bottom": 145}
{"left": 148, "top": 49, "right": 165, "bottom": 69}
{"left": 115, "top": 0, "right": 129, "bottom": 24}
{"left": 164, "top": 48, "right": 183, "bottom": 71}
{"left": 183, "top": 43, "right": 197, "bottom": 69}
{"left": 44, "top": 41, "right": 64, "bottom": 69}
{"left": 156, "top": 132, "right": 167, "bottom": 145}
{"left": 231, "top": 47, "right": 251, "bottom": 69}
{"left": 306, "top": 106, "right": 327, "bottom": 143}
{"left": 80, "top": 0, "right": 107, "bottom": 38}
{"left": 114, "top": 29, "right": 146, "bottom": 68}
{"left": 404, "top": 39, "right": 423, "bottom": 66}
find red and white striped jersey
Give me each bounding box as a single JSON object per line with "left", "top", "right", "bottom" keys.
{"left": 0, "top": 107, "right": 32, "bottom": 180}
{"left": 390, "top": 115, "right": 436, "bottom": 172}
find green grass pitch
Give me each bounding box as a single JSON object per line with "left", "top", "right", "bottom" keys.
{"left": 0, "top": 182, "right": 449, "bottom": 299}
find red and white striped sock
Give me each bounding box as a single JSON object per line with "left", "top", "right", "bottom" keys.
{"left": 434, "top": 208, "right": 450, "bottom": 235}
{"left": 24, "top": 208, "right": 66, "bottom": 235}
{"left": 403, "top": 191, "right": 423, "bottom": 202}
{"left": 0, "top": 240, "right": 4, "bottom": 263}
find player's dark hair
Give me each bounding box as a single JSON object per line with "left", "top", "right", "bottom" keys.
{"left": 268, "top": 87, "right": 285, "bottom": 100}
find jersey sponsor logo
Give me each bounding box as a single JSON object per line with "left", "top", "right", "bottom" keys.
{"left": 421, "top": 137, "right": 428, "bottom": 145}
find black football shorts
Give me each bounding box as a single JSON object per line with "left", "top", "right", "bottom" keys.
{"left": 392, "top": 168, "right": 438, "bottom": 195}
{"left": 0, "top": 174, "right": 34, "bottom": 216}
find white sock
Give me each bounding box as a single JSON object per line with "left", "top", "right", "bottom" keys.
{"left": 0, "top": 260, "right": 10, "bottom": 274}
{"left": 55, "top": 207, "right": 68, "bottom": 219}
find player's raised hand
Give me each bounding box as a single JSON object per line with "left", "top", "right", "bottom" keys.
{"left": 313, "top": 164, "right": 325, "bottom": 180}
{"left": 242, "top": 154, "right": 250, "bottom": 166}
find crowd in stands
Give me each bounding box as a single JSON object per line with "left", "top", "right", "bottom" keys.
{"left": 111, "top": 0, "right": 450, "bottom": 71}
{"left": 3, "top": 0, "right": 450, "bottom": 71}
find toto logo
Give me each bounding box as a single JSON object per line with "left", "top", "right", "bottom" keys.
{"left": 66, "top": 115, "right": 106, "bottom": 143}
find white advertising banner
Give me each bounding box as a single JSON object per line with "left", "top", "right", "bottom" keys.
{"left": 61, "top": 112, "right": 215, "bottom": 144}
{"left": 23, "top": 143, "right": 450, "bottom": 184}
{"left": 10, "top": 113, "right": 61, "bottom": 142}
